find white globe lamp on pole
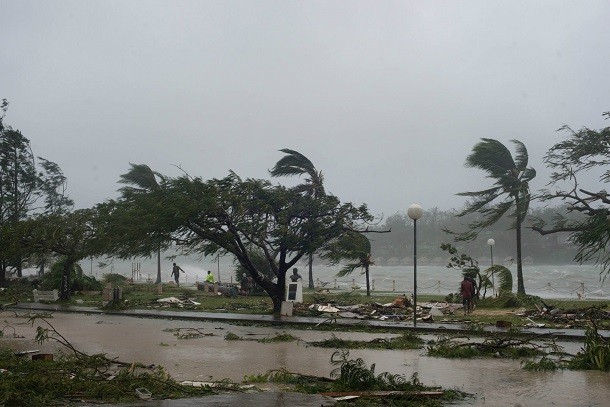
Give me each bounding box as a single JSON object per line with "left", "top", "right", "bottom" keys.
{"left": 407, "top": 204, "right": 423, "bottom": 327}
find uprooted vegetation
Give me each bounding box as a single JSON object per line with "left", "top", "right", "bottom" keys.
{"left": 426, "top": 317, "right": 610, "bottom": 372}
{"left": 427, "top": 333, "right": 559, "bottom": 359}
{"left": 309, "top": 332, "right": 424, "bottom": 350}
{"left": 222, "top": 331, "right": 299, "bottom": 343}
{"left": 244, "top": 350, "right": 468, "bottom": 406}
{"left": 0, "top": 315, "right": 221, "bottom": 406}
{"left": 0, "top": 349, "right": 216, "bottom": 406}
{"left": 523, "top": 320, "right": 610, "bottom": 372}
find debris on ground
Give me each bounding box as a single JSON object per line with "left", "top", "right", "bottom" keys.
{"left": 516, "top": 301, "right": 609, "bottom": 327}
{"left": 309, "top": 304, "right": 340, "bottom": 313}
{"left": 301, "top": 298, "right": 463, "bottom": 323}
{"left": 157, "top": 297, "right": 183, "bottom": 304}
{"left": 154, "top": 297, "right": 202, "bottom": 309}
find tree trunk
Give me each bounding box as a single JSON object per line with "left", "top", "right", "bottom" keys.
{"left": 155, "top": 245, "right": 161, "bottom": 284}
{"left": 515, "top": 196, "right": 526, "bottom": 295}
{"left": 308, "top": 253, "right": 314, "bottom": 289}
{"left": 266, "top": 280, "right": 284, "bottom": 312}
{"left": 365, "top": 264, "right": 370, "bottom": 296}
{"left": 256, "top": 269, "right": 286, "bottom": 312}
{"left": 60, "top": 259, "right": 74, "bottom": 301}
{"left": 0, "top": 263, "right": 6, "bottom": 286}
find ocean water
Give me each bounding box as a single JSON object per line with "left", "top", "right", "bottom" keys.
{"left": 329, "top": 264, "right": 609, "bottom": 299}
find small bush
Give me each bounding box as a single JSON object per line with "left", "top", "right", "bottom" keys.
{"left": 102, "top": 273, "right": 129, "bottom": 285}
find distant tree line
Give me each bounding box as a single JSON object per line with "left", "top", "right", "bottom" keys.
{"left": 365, "top": 205, "right": 582, "bottom": 267}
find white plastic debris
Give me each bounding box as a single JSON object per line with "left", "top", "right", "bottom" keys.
{"left": 308, "top": 304, "right": 340, "bottom": 313}
{"left": 157, "top": 297, "right": 183, "bottom": 304}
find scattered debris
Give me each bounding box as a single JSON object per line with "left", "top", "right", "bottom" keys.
{"left": 304, "top": 299, "right": 460, "bottom": 322}
{"left": 180, "top": 381, "right": 254, "bottom": 390}
{"left": 135, "top": 388, "right": 152, "bottom": 400}
{"left": 495, "top": 320, "right": 512, "bottom": 328}
{"left": 15, "top": 350, "right": 39, "bottom": 356}
{"left": 155, "top": 297, "right": 201, "bottom": 308}
{"left": 309, "top": 304, "right": 340, "bottom": 313}
{"left": 520, "top": 301, "right": 609, "bottom": 327}
{"left": 157, "top": 297, "right": 183, "bottom": 304}
{"left": 320, "top": 390, "right": 444, "bottom": 399}
{"left": 391, "top": 296, "right": 410, "bottom": 307}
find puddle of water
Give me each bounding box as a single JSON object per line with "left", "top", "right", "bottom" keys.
{"left": 3, "top": 313, "right": 609, "bottom": 406}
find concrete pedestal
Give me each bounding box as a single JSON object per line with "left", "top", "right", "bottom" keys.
{"left": 280, "top": 301, "right": 294, "bottom": 316}
{"left": 285, "top": 281, "right": 303, "bottom": 303}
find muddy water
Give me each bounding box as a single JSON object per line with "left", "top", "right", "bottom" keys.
{"left": 3, "top": 313, "right": 609, "bottom": 406}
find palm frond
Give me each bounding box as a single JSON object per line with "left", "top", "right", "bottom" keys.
{"left": 486, "top": 265, "right": 513, "bottom": 294}
{"left": 270, "top": 148, "right": 316, "bottom": 177}
{"left": 511, "top": 139, "right": 529, "bottom": 170}
{"left": 118, "top": 163, "right": 162, "bottom": 193}
{"left": 270, "top": 148, "right": 325, "bottom": 197}
{"left": 456, "top": 190, "right": 503, "bottom": 217}
{"left": 521, "top": 167, "right": 536, "bottom": 182}
{"left": 337, "top": 263, "right": 361, "bottom": 277}
{"left": 466, "top": 138, "right": 515, "bottom": 178}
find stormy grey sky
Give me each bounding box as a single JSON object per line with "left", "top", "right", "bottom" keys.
{"left": 1, "top": 0, "right": 609, "bottom": 218}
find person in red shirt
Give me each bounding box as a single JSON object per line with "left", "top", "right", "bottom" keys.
{"left": 460, "top": 276, "right": 474, "bottom": 315}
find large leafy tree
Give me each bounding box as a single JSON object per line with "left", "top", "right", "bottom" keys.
{"left": 106, "top": 171, "right": 372, "bottom": 311}
{"left": 12, "top": 209, "right": 100, "bottom": 300}
{"left": 532, "top": 112, "right": 610, "bottom": 278}
{"left": 450, "top": 139, "right": 536, "bottom": 295}
{"left": 0, "top": 129, "right": 40, "bottom": 279}
{"left": 118, "top": 164, "right": 166, "bottom": 283}
{"left": 270, "top": 149, "right": 326, "bottom": 289}
{"left": 0, "top": 100, "right": 75, "bottom": 282}
{"left": 1, "top": 115, "right": 71, "bottom": 279}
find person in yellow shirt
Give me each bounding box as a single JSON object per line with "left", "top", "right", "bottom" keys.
{"left": 205, "top": 270, "right": 215, "bottom": 290}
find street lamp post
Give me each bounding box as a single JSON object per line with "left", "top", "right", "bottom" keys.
{"left": 487, "top": 238, "right": 495, "bottom": 296}
{"left": 407, "top": 204, "right": 423, "bottom": 328}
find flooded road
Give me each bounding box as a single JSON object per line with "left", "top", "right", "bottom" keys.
{"left": 3, "top": 312, "right": 609, "bottom": 406}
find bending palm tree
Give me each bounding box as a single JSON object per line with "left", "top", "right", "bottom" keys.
{"left": 118, "top": 164, "right": 165, "bottom": 284}
{"left": 453, "top": 139, "right": 536, "bottom": 295}
{"left": 323, "top": 231, "right": 374, "bottom": 296}
{"left": 270, "top": 149, "right": 325, "bottom": 288}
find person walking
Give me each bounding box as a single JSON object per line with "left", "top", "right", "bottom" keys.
{"left": 171, "top": 263, "right": 185, "bottom": 287}
{"left": 465, "top": 275, "right": 478, "bottom": 311}
{"left": 460, "top": 276, "right": 474, "bottom": 315}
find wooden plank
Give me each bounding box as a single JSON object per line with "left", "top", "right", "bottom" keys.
{"left": 319, "top": 391, "right": 444, "bottom": 398}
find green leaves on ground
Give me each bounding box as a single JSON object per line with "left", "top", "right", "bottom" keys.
{"left": 0, "top": 349, "right": 213, "bottom": 407}
{"left": 310, "top": 332, "right": 423, "bottom": 350}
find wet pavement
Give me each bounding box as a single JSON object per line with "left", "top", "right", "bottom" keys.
{"left": 9, "top": 302, "right": 609, "bottom": 340}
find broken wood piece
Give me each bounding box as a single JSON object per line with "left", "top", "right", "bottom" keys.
{"left": 319, "top": 391, "right": 444, "bottom": 399}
